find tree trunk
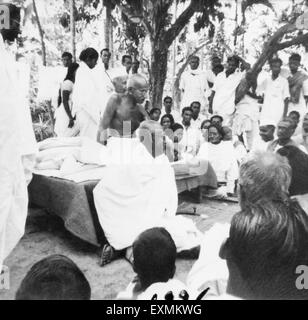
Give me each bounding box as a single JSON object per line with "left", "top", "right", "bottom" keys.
{"left": 32, "top": 0, "right": 46, "bottom": 66}
{"left": 150, "top": 47, "right": 169, "bottom": 109}
{"left": 70, "top": 0, "right": 76, "bottom": 61}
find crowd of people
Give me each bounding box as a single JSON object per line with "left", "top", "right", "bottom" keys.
{"left": 3, "top": 26, "right": 308, "bottom": 300}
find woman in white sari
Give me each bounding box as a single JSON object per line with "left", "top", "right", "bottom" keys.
{"left": 54, "top": 63, "right": 80, "bottom": 137}
{"left": 198, "top": 124, "right": 238, "bottom": 197}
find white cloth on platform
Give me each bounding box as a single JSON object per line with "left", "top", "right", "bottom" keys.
{"left": 93, "top": 137, "right": 201, "bottom": 251}
{"left": 0, "top": 34, "right": 29, "bottom": 270}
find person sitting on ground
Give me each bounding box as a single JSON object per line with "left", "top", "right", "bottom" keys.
{"left": 277, "top": 145, "right": 308, "bottom": 196}
{"left": 222, "top": 126, "right": 247, "bottom": 164}
{"left": 160, "top": 96, "right": 181, "bottom": 123}
{"left": 187, "top": 151, "right": 293, "bottom": 298}
{"left": 172, "top": 123, "right": 184, "bottom": 162}
{"left": 149, "top": 107, "right": 161, "bottom": 122}
{"left": 267, "top": 117, "right": 307, "bottom": 153}
{"left": 220, "top": 200, "right": 308, "bottom": 300}
{"left": 160, "top": 114, "right": 175, "bottom": 140}
{"left": 288, "top": 110, "right": 301, "bottom": 135}
{"left": 251, "top": 122, "right": 275, "bottom": 153}
{"left": 117, "top": 227, "right": 180, "bottom": 299}
{"left": 97, "top": 74, "right": 150, "bottom": 145}
{"left": 198, "top": 124, "right": 238, "bottom": 198}
{"left": 179, "top": 107, "right": 202, "bottom": 160}
{"left": 15, "top": 255, "right": 91, "bottom": 300}
{"left": 210, "top": 115, "right": 223, "bottom": 128}
{"left": 190, "top": 101, "right": 207, "bottom": 130}
{"left": 200, "top": 119, "right": 211, "bottom": 142}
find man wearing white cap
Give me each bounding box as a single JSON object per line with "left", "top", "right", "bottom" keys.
{"left": 251, "top": 121, "right": 276, "bottom": 153}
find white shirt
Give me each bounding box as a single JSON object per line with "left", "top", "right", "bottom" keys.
{"left": 179, "top": 124, "right": 202, "bottom": 157}
{"left": 180, "top": 68, "right": 210, "bottom": 109}
{"left": 251, "top": 136, "right": 273, "bottom": 153}
{"left": 191, "top": 114, "right": 207, "bottom": 130}
{"left": 258, "top": 75, "right": 290, "bottom": 126}
{"left": 212, "top": 70, "right": 243, "bottom": 117}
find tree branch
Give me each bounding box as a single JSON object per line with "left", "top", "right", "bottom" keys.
{"left": 163, "top": 0, "right": 197, "bottom": 48}
{"left": 276, "top": 32, "right": 308, "bottom": 51}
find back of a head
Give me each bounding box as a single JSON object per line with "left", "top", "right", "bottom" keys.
{"left": 239, "top": 151, "right": 291, "bottom": 207}
{"left": 15, "top": 255, "right": 91, "bottom": 300}
{"left": 227, "top": 200, "right": 308, "bottom": 299}
{"left": 277, "top": 145, "right": 308, "bottom": 196}
{"left": 133, "top": 228, "right": 176, "bottom": 289}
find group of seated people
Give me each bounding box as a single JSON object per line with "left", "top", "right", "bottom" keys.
{"left": 15, "top": 148, "right": 308, "bottom": 300}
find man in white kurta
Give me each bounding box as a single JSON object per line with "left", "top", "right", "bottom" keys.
{"left": 258, "top": 58, "right": 290, "bottom": 127}
{"left": 72, "top": 61, "right": 102, "bottom": 140}
{"left": 180, "top": 56, "right": 210, "bottom": 114}
{"left": 209, "top": 56, "right": 243, "bottom": 126}
{"left": 0, "top": 34, "right": 32, "bottom": 271}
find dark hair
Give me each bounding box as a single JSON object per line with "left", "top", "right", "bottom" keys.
{"left": 269, "top": 58, "right": 283, "bottom": 67}
{"left": 182, "top": 107, "right": 193, "bottom": 115}
{"left": 149, "top": 108, "right": 161, "bottom": 116}
{"left": 208, "top": 124, "right": 224, "bottom": 139}
{"left": 227, "top": 200, "right": 308, "bottom": 299}
{"left": 210, "top": 115, "right": 224, "bottom": 123}
{"left": 190, "top": 101, "right": 201, "bottom": 108}
{"left": 190, "top": 55, "right": 200, "bottom": 63}
{"left": 289, "top": 53, "right": 301, "bottom": 63}
{"left": 100, "top": 48, "right": 111, "bottom": 56}
{"left": 277, "top": 146, "right": 308, "bottom": 196}
{"left": 62, "top": 52, "right": 73, "bottom": 59}
{"left": 227, "top": 55, "right": 240, "bottom": 68}
{"left": 172, "top": 123, "right": 184, "bottom": 132}
{"left": 160, "top": 114, "right": 175, "bottom": 127}
{"left": 79, "top": 48, "right": 99, "bottom": 62}
{"left": 163, "top": 96, "right": 173, "bottom": 103}
{"left": 201, "top": 119, "right": 211, "bottom": 129}
{"left": 133, "top": 228, "right": 176, "bottom": 290}
{"left": 15, "top": 255, "right": 91, "bottom": 300}
{"left": 288, "top": 110, "right": 300, "bottom": 120}
{"left": 122, "top": 55, "right": 132, "bottom": 64}
{"left": 213, "top": 64, "right": 224, "bottom": 73}
{"left": 64, "top": 62, "right": 79, "bottom": 83}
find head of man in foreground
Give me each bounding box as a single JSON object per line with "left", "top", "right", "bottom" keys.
{"left": 15, "top": 254, "right": 91, "bottom": 300}
{"left": 238, "top": 151, "right": 291, "bottom": 208}
{"left": 220, "top": 199, "right": 308, "bottom": 299}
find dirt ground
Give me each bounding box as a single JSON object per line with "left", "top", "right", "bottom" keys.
{"left": 0, "top": 198, "right": 238, "bottom": 300}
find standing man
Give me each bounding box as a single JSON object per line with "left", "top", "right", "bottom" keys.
{"left": 100, "top": 48, "right": 111, "bottom": 71}
{"left": 132, "top": 60, "right": 140, "bottom": 74}
{"left": 61, "top": 52, "right": 73, "bottom": 68}
{"left": 180, "top": 55, "right": 210, "bottom": 114}
{"left": 259, "top": 58, "right": 290, "bottom": 127}
{"left": 287, "top": 53, "right": 308, "bottom": 122}
{"left": 160, "top": 96, "right": 181, "bottom": 123}
{"left": 209, "top": 55, "right": 243, "bottom": 127}
{"left": 190, "top": 101, "right": 207, "bottom": 130}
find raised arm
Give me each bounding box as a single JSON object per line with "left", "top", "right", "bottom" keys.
{"left": 97, "top": 94, "right": 118, "bottom": 145}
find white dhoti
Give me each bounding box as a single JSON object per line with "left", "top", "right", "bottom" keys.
{"left": 94, "top": 137, "right": 201, "bottom": 251}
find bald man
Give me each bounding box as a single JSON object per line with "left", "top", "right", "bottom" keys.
{"left": 97, "top": 74, "right": 150, "bottom": 144}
